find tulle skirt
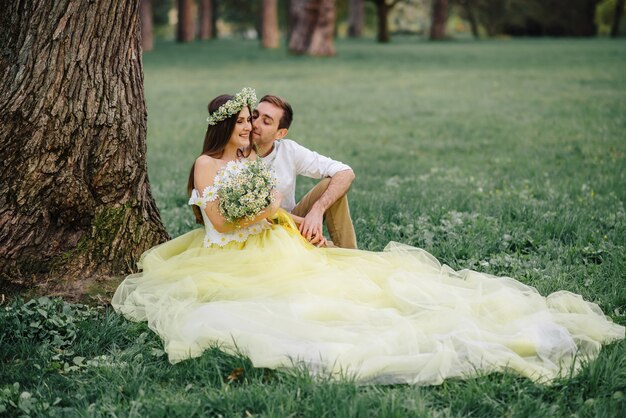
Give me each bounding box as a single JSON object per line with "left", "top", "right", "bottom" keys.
{"left": 112, "top": 220, "right": 624, "bottom": 385}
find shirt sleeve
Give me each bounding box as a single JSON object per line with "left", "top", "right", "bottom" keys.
{"left": 287, "top": 140, "right": 352, "bottom": 179}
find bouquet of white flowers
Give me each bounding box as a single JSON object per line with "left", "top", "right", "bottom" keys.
{"left": 204, "top": 159, "right": 278, "bottom": 224}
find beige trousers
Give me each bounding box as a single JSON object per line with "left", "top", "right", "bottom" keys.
{"left": 291, "top": 178, "right": 358, "bottom": 249}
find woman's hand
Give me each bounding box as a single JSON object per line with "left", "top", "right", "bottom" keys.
{"left": 267, "top": 190, "right": 283, "bottom": 217}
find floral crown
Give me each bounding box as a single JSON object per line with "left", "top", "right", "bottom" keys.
{"left": 207, "top": 87, "right": 257, "bottom": 126}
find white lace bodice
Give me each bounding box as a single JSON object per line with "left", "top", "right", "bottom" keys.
{"left": 188, "top": 188, "right": 270, "bottom": 248}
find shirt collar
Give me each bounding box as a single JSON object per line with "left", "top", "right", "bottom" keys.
{"left": 261, "top": 140, "right": 279, "bottom": 164}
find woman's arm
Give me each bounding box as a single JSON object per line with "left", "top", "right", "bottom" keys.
{"left": 194, "top": 156, "right": 281, "bottom": 233}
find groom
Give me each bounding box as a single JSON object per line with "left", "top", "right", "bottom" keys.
{"left": 252, "top": 95, "right": 357, "bottom": 249}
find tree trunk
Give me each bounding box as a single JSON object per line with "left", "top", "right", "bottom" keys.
{"left": 577, "top": 0, "right": 599, "bottom": 36}
{"left": 308, "top": 0, "right": 336, "bottom": 54}
{"left": 611, "top": 0, "right": 625, "bottom": 37}
{"left": 286, "top": 0, "right": 294, "bottom": 44}
{"left": 140, "top": 0, "right": 154, "bottom": 51}
{"left": 262, "top": 0, "right": 280, "bottom": 48}
{"left": 0, "top": 0, "right": 169, "bottom": 293}
{"left": 463, "top": 0, "right": 479, "bottom": 39}
{"left": 430, "top": 0, "right": 448, "bottom": 40}
{"left": 212, "top": 0, "right": 219, "bottom": 38}
{"left": 289, "top": 0, "right": 336, "bottom": 56}
{"left": 348, "top": 0, "right": 364, "bottom": 38}
{"left": 198, "top": 0, "right": 213, "bottom": 40}
{"left": 375, "top": 0, "right": 390, "bottom": 43}
{"left": 590, "top": 0, "right": 600, "bottom": 36}
{"left": 177, "top": 0, "right": 195, "bottom": 42}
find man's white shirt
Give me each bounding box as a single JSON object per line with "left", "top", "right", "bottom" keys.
{"left": 260, "top": 139, "right": 351, "bottom": 212}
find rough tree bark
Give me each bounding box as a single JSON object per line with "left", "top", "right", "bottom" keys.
{"left": 289, "top": 0, "right": 336, "bottom": 56}
{"left": 348, "top": 0, "right": 364, "bottom": 38}
{"left": 177, "top": 0, "right": 195, "bottom": 42}
{"left": 611, "top": 0, "right": 625, "bottom": 37}
{"left": 140, "top": 0, "right": 154, "bottom": 51}
{"left": 262, "top": 0, "right": 280, "bottom": 48}
{"left": 198, "top": 0, "right": 213, "bottom": 40}
{"left": 430, "top": 0, "right": 448, "bottom": 40}
{"left": 0, "top": 0, "right": 169, "bottom": 293}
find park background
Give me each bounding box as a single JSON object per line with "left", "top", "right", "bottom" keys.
{"left": 1, "top": 0, "right": 626, "bottom": 416}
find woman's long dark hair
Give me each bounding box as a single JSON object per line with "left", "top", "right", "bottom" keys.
{"left": 188, "top": 94, "right": 253, "bottom": 224}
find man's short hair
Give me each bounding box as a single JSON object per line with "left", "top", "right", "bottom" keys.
{"left": 259, "top": 95, "right": 293, "bottom": 130}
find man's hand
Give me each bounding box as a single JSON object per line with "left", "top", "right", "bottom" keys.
{"left": 289, "top": 214, "right": 326, "bottom": 246}
{"left": 299, "top": 207, "right": 324, "bottom": 246}
{"left": 294, "top": 169, "right": 355, "bottom": 247}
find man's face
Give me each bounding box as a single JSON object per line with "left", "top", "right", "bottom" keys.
{"left": 252, "top": 101, "right": 285, "bottom": 148}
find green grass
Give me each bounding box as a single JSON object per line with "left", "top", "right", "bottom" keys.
{"left": 2, "top": 37, "right": 626, "bottom": 416}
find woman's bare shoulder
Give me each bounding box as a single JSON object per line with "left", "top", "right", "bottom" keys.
{"left": 194, "top": 155, "right": 223, "bottom": 187}
{"left": 195, "top": 154, "right": 220, "bottom": 168}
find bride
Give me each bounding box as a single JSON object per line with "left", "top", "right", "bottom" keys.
{"left": 112, "top": 88, "right": 624, "bottom": 386}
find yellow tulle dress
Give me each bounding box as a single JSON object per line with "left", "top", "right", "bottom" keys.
{"left": 112, "top": 198, "right": 624, "bottom": 385}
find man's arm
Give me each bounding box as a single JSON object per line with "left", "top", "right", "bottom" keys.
{"left": 299, "top": 169, "right": 355, "bottom": 245}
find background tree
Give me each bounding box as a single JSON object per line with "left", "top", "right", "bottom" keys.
{"left": 141, "top": 0, "right": 155, "bottom": 51}
{"left": 262, "top": 0, "right": 280, "bottom": 48}
{"left": 153, "top": 0, "right": 173, "bottom": 26}
{"left": 286, "top": 0, "right": 294, "bottom": 42}
{"left": 348, "top": 0, "right": 365, "bottom": 37}
{"left": 430, "top": 0, "right": 448, "bottom": 39}
{"left": 526, "top": 0, "right": 599, "bottom": 36}
{"left": 212, "top": 0, "right": 219, "bottom": 37}
{"left": 468, "top": 0, "right": 601, "bottom": 37}
{"left": 455, "top": 0, "right": 479, "bottom": 38}
{"left": 177, "top": 0, "right": 195, "bottom": 42}
{"left": 611, "top": 0, "right": 625, "bottom": 36}
{"left": 218, "top": 0, "right": 262, "bottom": 37}
{"left": 198, "top": 0, "right": 214, "bottom": 40}
{"left": 471, "top": 0, "right": 506, "bottom": 36}
{"left": 0, "top": 0, "right": 169, "bottom": 294}
{"left": 289, "top": 0, "right": 337, "bottom": 56}
{"left": 370, "top": 0, "right": 404, "bottom": 42}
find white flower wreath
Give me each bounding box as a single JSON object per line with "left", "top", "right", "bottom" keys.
{"left": 207, "top": 87, "right": 258, "bottom": 126}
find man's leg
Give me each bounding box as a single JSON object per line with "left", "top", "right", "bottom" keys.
{"left": 292, "top": 178, "right": 357, "bottom": 249}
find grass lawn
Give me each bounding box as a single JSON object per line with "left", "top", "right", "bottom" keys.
{"left": 2, "top": 37, "right": 625, "bottom": 416}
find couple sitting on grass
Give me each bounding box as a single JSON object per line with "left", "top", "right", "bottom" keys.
{"left": 113, "top": 87, "right": 624, "bottom": 386}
